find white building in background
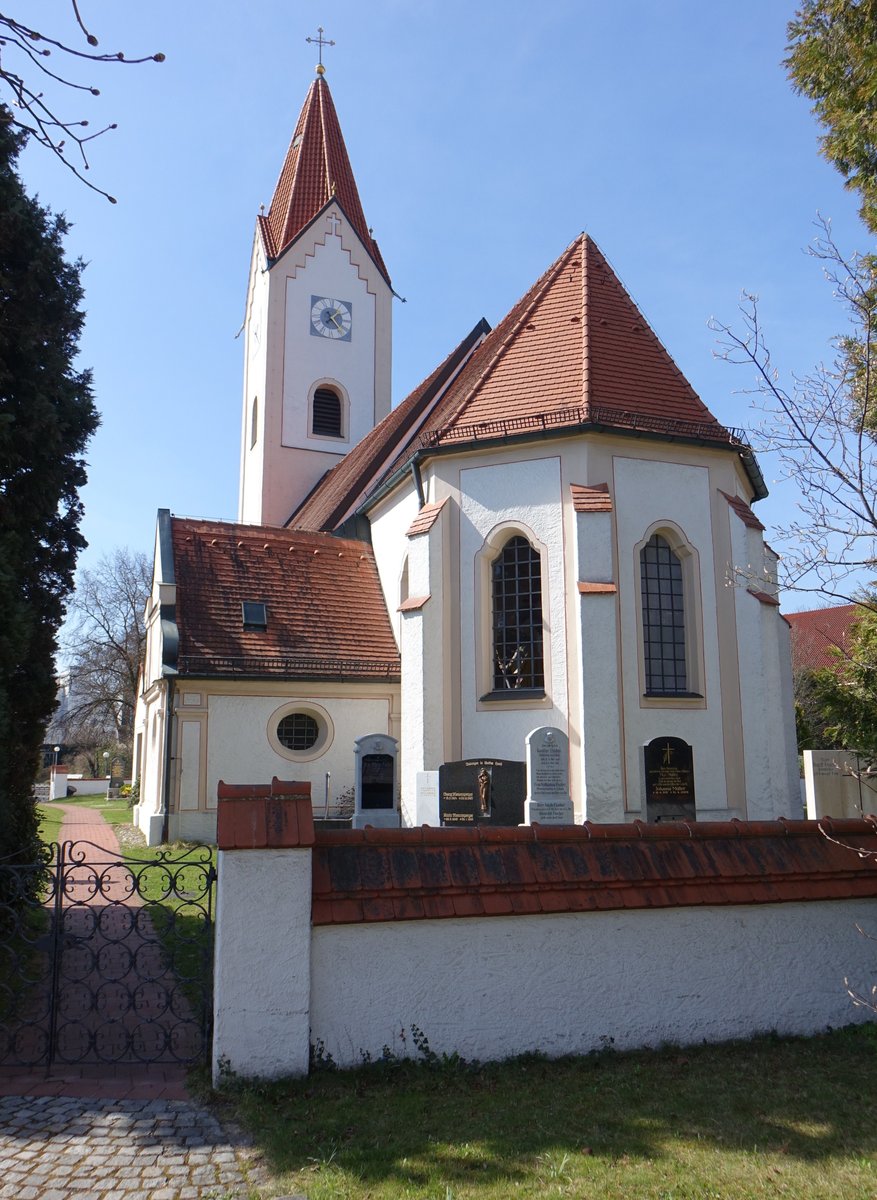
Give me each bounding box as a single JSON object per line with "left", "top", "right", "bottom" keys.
{"left": 133, "top": 65, "right": 799, "bottom": 845}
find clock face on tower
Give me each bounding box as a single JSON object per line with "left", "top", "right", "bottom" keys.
{"left": 310, "top": 296, "right": 353, "bottom": 341}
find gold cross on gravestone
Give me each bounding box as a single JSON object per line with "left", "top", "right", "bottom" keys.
{"left": 306, "top": 26, "right": 335, "bottom": 73}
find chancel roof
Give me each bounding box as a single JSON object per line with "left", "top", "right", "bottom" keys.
{"left": 170, "top": 518, "right": 399, "bottom": 680}
{"left": 292, "top": 234, "right": 762, "bottom": 533}
{"left": 258, "top": 74, "right": 389, "bottom": 283}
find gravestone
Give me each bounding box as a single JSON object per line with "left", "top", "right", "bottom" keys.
{"left": 414, "top": 770, "right": 440, "bottom": 826}
{"left": 353, "top": 734, "right": 400, "bottom": 829}
{"left": 439, "top": 759, "right": 526, "bottom": 826}
{"left": 524, "top": 726, "right": 574, "bottom": 824}
{"left": 644, "top": 736, "right": 696, "bottom": 822}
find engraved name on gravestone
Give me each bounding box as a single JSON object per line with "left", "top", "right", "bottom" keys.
{"left": 644, "top": 736, "right": 695, "bottom": 823}
{"left": 524, "top": 726, "right": 574, "bottom": 825}
{"left": 439, "top": 759, "right": 526, "bottom": 826}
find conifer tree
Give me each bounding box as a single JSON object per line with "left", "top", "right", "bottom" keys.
{"left": 0, "top": 112, "right": 99, "bottom": 865}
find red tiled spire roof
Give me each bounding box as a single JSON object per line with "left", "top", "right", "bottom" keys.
{"left": 258, "top": 74, "right": 389, "bottom": 283}
{"left": 170, "top": 518, "right": 399, "bottom": 680}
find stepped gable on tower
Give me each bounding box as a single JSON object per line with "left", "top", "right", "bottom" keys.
{"left": 292, "top": 234, "right": 764, "bottom": 533}
{"left": 258, "top": 73, "right": 390, "bottom": 284}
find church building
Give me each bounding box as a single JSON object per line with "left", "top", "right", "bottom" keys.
{"left": 132, "top": 64, "right": 799, "bottom": 845}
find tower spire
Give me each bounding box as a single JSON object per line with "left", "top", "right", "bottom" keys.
{"left": 257, "top": 68, "right": 390, "bottom": 284}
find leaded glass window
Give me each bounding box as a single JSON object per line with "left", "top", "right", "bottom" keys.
{"left": 492, "top": 536, "right": 544, "bottom": 690}
{"left": 640, "top": 533, "right": 687, "bottom": 694}
{"left": 276, "top": 713, "right": 319, "bottom": 751}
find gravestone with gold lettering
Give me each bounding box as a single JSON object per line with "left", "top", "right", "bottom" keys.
{"left": 439, "top": 759, "right": 525, "bottom": 826}
{"left": 524, "top": 727, "right": 574, "bottom": 824}
{"left": 644, "top": 736, "right": 696, "bottom": 822}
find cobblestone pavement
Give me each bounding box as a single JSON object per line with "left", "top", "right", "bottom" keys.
{"left": 0, "top": 1094, "right": 260, "bottom": 1199}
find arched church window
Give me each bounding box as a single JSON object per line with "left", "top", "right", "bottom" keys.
{"left": 312, "top": 386, "right": 343, "bottom": 438}
{"left": 492, "top": 535, "right": 544, "bottom": 690}
{"left": 640, "top": 533, "right": 687, "bottom": 694}
{"left": 250, "top": 397, "right": 258, "bottom": 448}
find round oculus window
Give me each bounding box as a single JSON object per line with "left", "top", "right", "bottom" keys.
{"left": 276, "top": 712, "right": 320, "bottom": 752}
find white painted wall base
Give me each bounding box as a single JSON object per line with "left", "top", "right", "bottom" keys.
{"left": 212, "top": 847, "right": 312, "bottom": 1083}
{"left": 309, "top": 901, "right": 877, "bottom": 1068}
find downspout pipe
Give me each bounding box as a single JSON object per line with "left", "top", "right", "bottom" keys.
{"left": 160, "top": 677, "right": 175, "bottom": 845}
{"left": 411, "top": 459, "right": 425, "bottom": 509}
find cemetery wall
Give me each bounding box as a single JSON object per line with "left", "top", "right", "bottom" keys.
{"left": 212, "top": 787, "right": 877, "bottom": 1082}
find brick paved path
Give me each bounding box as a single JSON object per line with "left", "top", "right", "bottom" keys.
{"left": 0, "top": 804, "right": 266, "bottom": 1198}
{"left": 0, "top": 1094, "right": 257, "bottom": 1199}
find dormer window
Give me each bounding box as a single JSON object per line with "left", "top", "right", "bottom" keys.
{"left": 242, "top": 601, "right": 267, "bottom": 630}
{"left": 312, "top": 386, "right": 343, "bottom": 438}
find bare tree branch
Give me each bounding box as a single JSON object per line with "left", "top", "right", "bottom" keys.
{"left": 711, "top": 218, "right": 877, "bottom": 604}
{"left": 0, "top": 5, "right": 164, "bottom": 201}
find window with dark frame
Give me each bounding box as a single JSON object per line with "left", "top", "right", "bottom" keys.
{"left": 250, "top": 396, "right": 258, "bottom": 448}
{"left": 312, "top": 386, "right": 343, "bottom": 437}
{"left": 276, "top": 712, "right": 319, "bottom": 751}
{"left": 640, "top": 533, "right": 687, "bottom": 695}
{"left": 492, "top": 536, "right": 544, "bottom": 691}
{"left": 241, "top": 601, "right": 267, "bottom": 630}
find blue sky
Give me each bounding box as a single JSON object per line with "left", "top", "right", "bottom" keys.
{"left": 15, "top": 0, "right": 868, "bottom": 605}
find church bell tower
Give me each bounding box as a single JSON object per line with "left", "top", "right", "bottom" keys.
{"left": 238, "top": 57, "right": 393, "bottom": 527}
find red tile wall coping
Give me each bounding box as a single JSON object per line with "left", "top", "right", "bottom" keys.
{"left": 309, "top": 818, "right": 877, "bottom": 926}
{"left": 217, "top": 778, "right": 315, "bottom": 850}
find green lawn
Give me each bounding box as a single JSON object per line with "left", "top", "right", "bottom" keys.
{"left": 213, "top": 1023, "right": 877, "bottom": 1200}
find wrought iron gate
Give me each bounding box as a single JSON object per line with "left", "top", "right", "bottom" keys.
{"left": 0, "top": 841, "right": 216, "bottom": 1069}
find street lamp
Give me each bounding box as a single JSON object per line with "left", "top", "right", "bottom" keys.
{"left": 53, "top": 745, "right": 60, "bottom": 766}
{"left": 102, "top": 751, "right": 110, "bottom": 785}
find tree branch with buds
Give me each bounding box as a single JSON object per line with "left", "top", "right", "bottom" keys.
{"left": 0, "top": 5, "right": 164, "bottom": 201}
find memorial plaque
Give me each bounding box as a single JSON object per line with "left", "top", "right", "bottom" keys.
{"left": 353, "top": 734, "right": 400, "bottom": 829}
{"left": 525, "top": 727, "right": 574, "bottom": 824}
{"left": 644, "top": 736, "right": 696, "bottom": 822}
{"left": 439, "top": 759, "right": 526, "bottom": 826}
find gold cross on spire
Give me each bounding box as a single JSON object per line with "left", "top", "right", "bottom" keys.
{"left": 306, "top": 26, "right": 335, "bottom": 75}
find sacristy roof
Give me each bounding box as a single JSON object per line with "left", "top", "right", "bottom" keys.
{"left": 169, "top": 517, "right": 399, "bottom": 681}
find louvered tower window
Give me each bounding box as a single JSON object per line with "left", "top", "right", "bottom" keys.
{"left": 640, "top": 533, "right": 687, "bottom": 694}
{"left": 492, "top": 536, "right": 544, "bottom": 690}
{"left": 312, "top": 386, "right": 342, "bottom": 437}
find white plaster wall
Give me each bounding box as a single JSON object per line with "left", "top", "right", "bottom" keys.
{"left": 728, "top": 511, "right": 799, "bottom": 819}
{"left": 281, "top": 234, "right": 376, "bottom": 451}
{"left": 369, "top": 483, "right": 421, "bottom": 649}
{"left": 613, "top": 457, "right": 726, "bottom": 814}
{"left": 310, "top": 900, "right": 877, "bottom": 1066}
{"left": 459, "top": 457, "right": 567, "bottom": 757}
{"left": 213, "top": 848, "right": 312, "bottom": 1081}
{"left": 243, "top": 206, "right": 392, "bottom": 526}
{"left": 205, "top": 692, "right": 394, "bottom": 812}
{"left": 239, "top": 239, "right": 269, "bottom": 524}
{"left": 573, "top": 508, "right": 624, "bottom": 822}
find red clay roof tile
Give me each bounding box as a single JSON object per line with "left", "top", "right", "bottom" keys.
{"left": 171, "top": 517, "right": 399, "bottom": 680}
{"left": 571, "top": 483, "right": 613, "bottom": 512}
{"left": 786, "top": 604, "right": 862, "bottom": 672}
{"left": 259, "top": 75, "right": 389, "bottom": 283}
{"left": 405, "top": 498, "right": 448, "bottom": 537}
{"left": 311, "top": 820, "right": 877, "bottom": 925}
{"left": 720, "top": 490, "right": 765, "bottom": 531}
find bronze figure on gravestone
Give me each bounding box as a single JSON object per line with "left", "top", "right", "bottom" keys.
{"left": 477, "top": 768, "right": 491, "bottom": 814}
